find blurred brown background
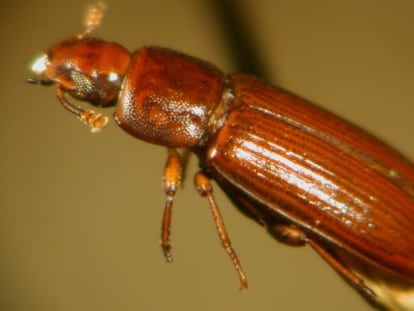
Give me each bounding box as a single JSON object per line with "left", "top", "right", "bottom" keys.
{"left": 1, "top": 1, "right": 414, "bottom": 310}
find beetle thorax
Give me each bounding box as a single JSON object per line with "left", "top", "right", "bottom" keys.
{"left": 114, "top": 47, "right": 227, "bottom": 148}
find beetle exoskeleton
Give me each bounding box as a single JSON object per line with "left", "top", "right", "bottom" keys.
{"left": 27, "top": 2, "right": 414, "bottom": 310}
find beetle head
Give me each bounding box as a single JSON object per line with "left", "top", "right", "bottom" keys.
{"left": 26, "top": 1, "right": 131, "bottom": 132}
{"left": 28, "top": 37, "right": 130, "bottom": 107}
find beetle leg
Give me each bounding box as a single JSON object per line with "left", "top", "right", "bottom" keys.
{"left": 307, "top": 239, "right": 378, "bottom": 303}
{"left": 268, "top": 224, "right": 378, "bottom": 303}
{"left": 160, "top": 148, "right": 182, "bottom": 262}
{"left": 56, "top": 87, "right": 108, "bottom": 132}
{"left": 179, "top": 149, "right": 191, "bottom": 184}
{"left": 194, "top": 172, "right": 248, "bottom": 289}
{"left": 267, "top": 224, "right": 307, "bottom": 247}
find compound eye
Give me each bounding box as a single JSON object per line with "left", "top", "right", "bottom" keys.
{"left": 30, "top": 54, "right": 50, "bottom": 75}
{"left": 70, "top": 70, "right": 94, "bottom": 98}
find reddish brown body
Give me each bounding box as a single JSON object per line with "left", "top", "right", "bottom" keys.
{"left": 208, "top": 73, "right": 414, "bottom": 277}
{"left": 27, "top": 3, "right": 414, "bottom": 310}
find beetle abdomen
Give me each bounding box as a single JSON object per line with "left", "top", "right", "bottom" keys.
{"left": 205, "top": 73, "right": 414, "bottom": 279}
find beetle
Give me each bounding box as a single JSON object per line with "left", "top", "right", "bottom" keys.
{"left": 27, "top": 2, "right": 414, "bottom": 310}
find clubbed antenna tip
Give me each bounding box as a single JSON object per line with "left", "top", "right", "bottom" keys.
{"left": 77, "top": 1, "right": 107, "bottom": 39}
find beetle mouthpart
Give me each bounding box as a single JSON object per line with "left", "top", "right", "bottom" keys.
{"left": 30, "top": 54, "right": 50, "bottom": 75}
{"left": 79, "top": 110, "right": 109, "bottom": 133}
{"left": 26, "top": 77, "right": 54, "bottom": 86}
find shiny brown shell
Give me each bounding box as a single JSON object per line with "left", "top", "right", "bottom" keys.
{"left": 204, "top": 73, "right": 414, "bottom": 280}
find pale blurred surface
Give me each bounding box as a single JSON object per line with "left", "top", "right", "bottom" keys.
{"left": 1, "top": 1, "right": 414, "bottom": 310}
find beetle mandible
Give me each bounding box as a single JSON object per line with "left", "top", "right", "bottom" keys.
{"left": 27, "top": 2, "right": 414, "bottom": 310}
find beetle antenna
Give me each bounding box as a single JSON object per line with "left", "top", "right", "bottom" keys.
{"left": 77, "top": 1, "right": 106, "bottom": 39}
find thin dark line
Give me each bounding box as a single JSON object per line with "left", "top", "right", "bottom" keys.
{"left": 207, "top": 0, "right": 270, "bottom": 81}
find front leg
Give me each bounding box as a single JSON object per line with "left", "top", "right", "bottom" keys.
{"left": 160, "top": 148, "right": 182, "bottom": 262}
